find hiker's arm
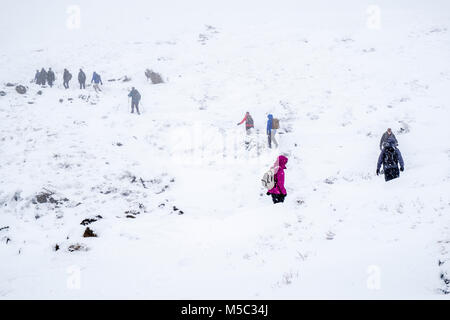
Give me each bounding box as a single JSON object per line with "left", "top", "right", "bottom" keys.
{"left": 397, "top": 149, "right": 404, "bottom": 168}
{"left": 237, "top": 115, "right": 246, "bottom": 125}
{"left": 277, "top": 172, "right": 286, "bottom": 194}
{"left": 377, "top": 151, "right": 383, "bottom": 170}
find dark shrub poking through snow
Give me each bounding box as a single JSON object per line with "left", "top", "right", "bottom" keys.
{"left": 80, "top": 215, "right": 103, "bottom": 226}
{"left": 68, "top": 243, "right": 89, "bottom": 252}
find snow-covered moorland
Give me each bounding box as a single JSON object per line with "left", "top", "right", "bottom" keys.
{"left": 0, "top": 0, "right": 449, "bottom": 299}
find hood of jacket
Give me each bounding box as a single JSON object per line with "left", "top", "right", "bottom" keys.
{"left": 276, "top": 155, "right": 288, "bottom": 169}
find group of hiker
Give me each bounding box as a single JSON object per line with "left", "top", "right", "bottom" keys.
{"left": 33, "top": 68, "right": 406, "bottom": 206}
{"left": 261, "top": 128, "right": 405, "bottom": 204}
{"left": 34, "top": 68, "right": 56, "bottom": 87}
{"left": 377, "top": 128, "right": 404, "bottom": 182}
{"left": 34, "top": 68, "right": 103, "bottom": 91}
{"left": 33, "top": 68, "right": 141, "bottom": 114}
{"left": 237, "top": 112, "right": 280, "bottom": 149}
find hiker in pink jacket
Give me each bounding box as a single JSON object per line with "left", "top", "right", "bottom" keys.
{"left": 267, "top": 155, "right": 288, "bottom": 203}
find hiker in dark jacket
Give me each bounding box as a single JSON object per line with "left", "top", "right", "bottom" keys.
{"left": 63, "top": 69, "right": 72, "bottom": 89}
{"left": 128, "top": 87, "right": 141, "bottom": 115}
{"left": 237, "top": 112, "right": 254, "bottom": 134}
{"left": 34, "top": 70, "right": 40, "bottom": 84}
{"left": 377, "top": 138, "right": 404, "bottom": 182}
{"left": 379, "top": 128, "right": 398, "bottom": 150}
{"left": 47, "top": 68, "right": 55, "bottom": 87}
{"left": 91, "top": 72, "right": 103, "bottom": 92}
{"left": 39, "top": 68, "right": 47, "bottom": 85}
{"left": 78, "top": 69, "right": 86, "bottom": 89}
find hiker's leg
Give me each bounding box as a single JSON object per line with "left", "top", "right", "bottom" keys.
{"left": 267, "top": 134, "right": 271, "bottom": 148}
{"left": 392, "top": 168, "right": 400, "bottom": 179}
{"left": 271, "top": 194, "right": 278, "bottom": 204}
{"left": 385, "top": 168, "right": 395, "bottom": 182}
{"left": 271, "top": 130, "right": 278, "bottom": 147}
{"left": 136, "top": 101, "right": 140, "bottom": 114}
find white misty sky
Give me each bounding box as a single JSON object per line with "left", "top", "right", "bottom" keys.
{"left": 1, "top": 0, "right": 448, "bottom": 51}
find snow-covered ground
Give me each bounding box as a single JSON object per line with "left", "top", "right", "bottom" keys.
{"left": 0, "top": 0, "right": 449, "bottom": 299}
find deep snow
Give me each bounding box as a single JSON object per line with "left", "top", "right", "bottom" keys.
{"left": 0, "top": 0, "right": 449, "bottom": 299}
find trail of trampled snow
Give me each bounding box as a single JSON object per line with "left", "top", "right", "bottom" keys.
{"left": 0, "top": 0, "right": 450, "bottom": 299}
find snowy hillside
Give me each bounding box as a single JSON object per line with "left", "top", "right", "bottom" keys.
{"left": 0, "top": 0, "right": 449, "bottom": 299}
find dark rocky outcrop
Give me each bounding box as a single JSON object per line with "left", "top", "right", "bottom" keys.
{"left": 15, "top": 85, "right": 27, "bottom": 94}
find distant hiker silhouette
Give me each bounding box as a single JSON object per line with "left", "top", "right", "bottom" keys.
{"left": 379, "top": 128, "right": 398, "bottom": 150}
{"left": 128, "top": 87, "right": 141, "bottom": 115}
{"left": 237, "top": 112, "right": 254, "bottom": 134}
{"left": 78, "top": 69, "right": 86, "bottom": 89}
{"left": 91, "top": 72, "right": 103, "bottom": 92}
{"left": 267, "top": 114, "right": 279, "bottom": 148}
{"left": 47, "top": 68, "right": 55, "bottom": 87}
{"left": 63, "top": 69, "right": 72, "bottom": 89}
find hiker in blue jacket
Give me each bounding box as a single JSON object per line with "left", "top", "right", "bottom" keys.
{"left": 377, "top": 137, "right": 404, "bottom": 182}
{"left": 266, "top": 114, "right": 278, "bottom": 148}
{"left": 91, "top": 71, "right": 103, "bottom": 92}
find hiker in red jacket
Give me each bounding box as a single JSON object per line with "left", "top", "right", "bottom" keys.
{"left": 237, "top": 112, "right": 254, "bottom": 134}
{"left": 267, "top": 155, "right": 288, "bottom": 204}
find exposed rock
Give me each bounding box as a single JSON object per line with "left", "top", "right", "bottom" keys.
{"left": 32, "top": 190, "right": 69, "bottom": 206}
{"left": 173, "top": 206, "right": 184, "bottom": 215}
{"left": 54, "top": 244, "right": 60, "bottom": 251}
{"left": 0, "top": 91, "right": 6, "bottom": 96}
{"left": 37, "top": 90, "right": 43, "bottom": 95}
{"left": 34, "top": 191, "right": 57, "bottom": 204}
{"left": 15, "top": 85, "right": 27, "bottom": 94}
{"left": 125, "top": 210, "right": 140, "bottom": 216}
{"left": 83, "top": 227, "right": 97, "bottom": 238}
{"left": 5, "top": 83, "right": 16, "bottom": 87}
{"left": 122, "top": 76, "right": 131, "bottom": 82}
{"left": 145, "top": 69, "right": 164, "bottom": 84}
{"left": 68, "top": 243, "right": 89, "bottom": 252}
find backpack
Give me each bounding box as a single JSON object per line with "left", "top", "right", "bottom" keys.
{"left": 247, "top": 115, "right": 254, "bottom": 127}
{"left": 383, "top": 147, "right": 398, "bottom": 167}
{"left": 68, "top": 73, "right": 72, "bottom": 81}
{"left": 261, "top": 168, "right": 276, "bottom": 190}
{"left": 272, "top": 118, "right": 280, "bottom": 129}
